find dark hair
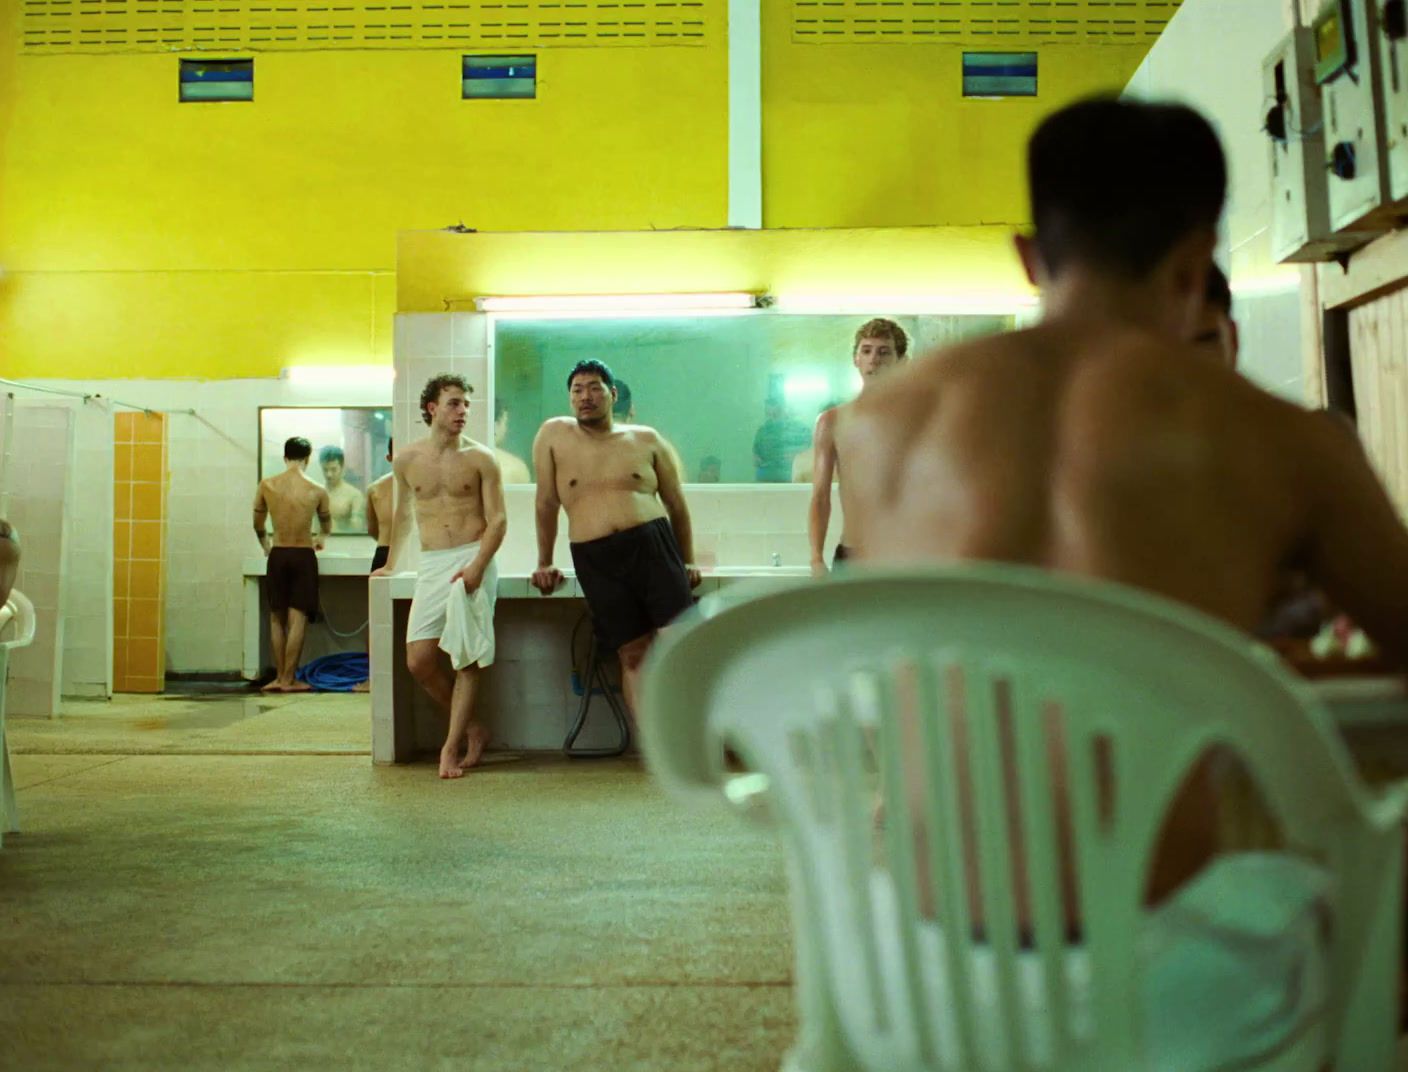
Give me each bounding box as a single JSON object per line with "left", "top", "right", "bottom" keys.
{"left": 566, "top": 359, "right": 615, "bottom": 391}
{"left": 284, "top": 437, "right": 312, "bottom": 462}
{"left": 1029, "top": 97, "right": 1226, "bottom": 278}
{"left": 420, "top": 374, "right": 472, "bottom": 426}
{"left": 612, "top": 378, "right": 633, "bottom": 418}
{"left": 318, "top": 446, "right": 345, "bottom": 466}
{"left": 700, "top": 454, "right": 721, "bottom": 468}
{"left": 387, "top": 437, "right": 394, "bottom": 456}
{"left": 494, "top": 398, "right": 508, "bottom": 421}
{"left": 853, "top": 318, "right": 909, "bottom": 358}
{"left": 1205, "top": 263, "right": 1232, "bottom": 316}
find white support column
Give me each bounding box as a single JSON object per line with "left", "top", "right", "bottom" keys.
{"left": 728, "top": 0, "right": 762, "bottom": 228}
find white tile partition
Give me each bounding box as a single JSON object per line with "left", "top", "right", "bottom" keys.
{"left": 0, "top": 403, "right": 76, "bottom": 716}
{"left": 14, "top": 378, "right": 393, "bottom": 676}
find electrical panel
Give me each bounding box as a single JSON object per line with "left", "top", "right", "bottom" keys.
{"left": 1266, "top": 29, "right": 1380, "bottom": 260}
{"left": 1378, "top": 0, "right": 1408, "bottom": 199}
{"left": 1317, "top": 0, "right": 1393, "bottom": 230}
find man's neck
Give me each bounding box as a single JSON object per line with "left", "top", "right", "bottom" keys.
{"left": 283, "top": 463, "right": 304, "bottom": 474}
{"left": 1039, "top": 269, "right": 1171, "bottom": 335}
{"left": 576, "top": 417, "right": 613, "bottom": 437}
{"left": 429, "top": 427, "right": 461, "bottom": 450}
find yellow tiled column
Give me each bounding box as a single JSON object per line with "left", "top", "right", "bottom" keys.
{"left": 113, "top": 412, "right": 168, "bottom": 693}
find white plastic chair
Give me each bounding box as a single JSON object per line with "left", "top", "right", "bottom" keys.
{"left": 0, "top": 590, "right": 36, "bottom": 847}
{"left": 641, "top": 565, "right": 1408, "bottom": 1072}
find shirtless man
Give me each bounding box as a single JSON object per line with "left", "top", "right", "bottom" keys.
{"left": 807, "top": 320, "right": 909, "bottom": 576}
{"left": 253, "top": 437, "right": 332, "bottom": 693}
{"left": 840, "top": 98, "right": 1408, "bottom": 901}
{"left": 1192, "top": 263, "right": 1238, "bottom": 369}
{"left": 531, "top": 360, "right": 701, "bottom": 716}
{"left": 366, "top": 439, "right": 394, "bottom": 573}
{"left": 0, "top": 520, "right": 19, "bottom": 610}
{"left": 493, "top": 400, "right": 532, "bottom": 485}
{"left": 319, "top": 446, "right": 366, "bottom": 533}
{"left": 373, "top": 375, "right": 506, "bottom": 779}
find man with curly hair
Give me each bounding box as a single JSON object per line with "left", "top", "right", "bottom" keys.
{"left": 374, "top": 375, "right": 507, "bottom": 778}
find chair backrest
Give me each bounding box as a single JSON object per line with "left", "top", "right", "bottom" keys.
{"left": 641, "top": 565, "right": 1401, "bottom": 1071}
{"left": 0, "top": 590, "right": 35, "bottom": 651}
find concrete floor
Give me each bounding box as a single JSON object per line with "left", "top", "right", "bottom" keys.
{"left": 0, "top": 694, "right": 796, "bottom": 1070}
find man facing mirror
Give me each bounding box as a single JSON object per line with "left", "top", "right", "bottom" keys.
{"left": 493, "top": 399, "right": 532, "bottom": 484}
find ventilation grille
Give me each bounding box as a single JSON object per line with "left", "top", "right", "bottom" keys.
{"left": 19, "top": 0, "right": 712, "bottom": 53}
{"left": 792, "top": 0, "right": 1182, "bottom": 44}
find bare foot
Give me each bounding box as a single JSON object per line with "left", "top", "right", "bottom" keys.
{"left": 459, "top": 724, "right": 490, "bottom": 771}
{"left": 283, "top": 680, "right": 312, "bottom": 693}
{"left": 261, "top": 680, "right": 284, "bottom": 693}
{"left": 439, "top": 744, "right": 466, "bottom": 779}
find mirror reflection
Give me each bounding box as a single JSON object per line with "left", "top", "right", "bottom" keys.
{"left": 492, "top": 313, "right": 1016, "bottom": 485}
{"left": 258, "top": 407, "right": 392, "bottom": 535}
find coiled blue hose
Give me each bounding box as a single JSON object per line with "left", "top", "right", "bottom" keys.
{"left": 294, "top": 652, "right": 370, "bottom": 692}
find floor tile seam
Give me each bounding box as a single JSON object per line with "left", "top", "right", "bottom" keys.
{"left": 11, "top": 748, "right": 371, "bottom": 758}
{"left": 0, "top": 978, "right": 793, "bottom": 991}
{"left": 10, "top": 755, "right": 134, "bottom": 790}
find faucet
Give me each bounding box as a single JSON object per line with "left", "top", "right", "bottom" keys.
{"left": 770, "top": 552, "right": 782, "bottom": 567}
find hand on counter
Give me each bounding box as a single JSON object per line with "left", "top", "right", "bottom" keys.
{"left": 370, "top": 565, "right": 392, "bottom": 579}
{"left": 686, "top": 566, "right": 702, "bottom": 589}
{"left": 531, "top": 566, "right": 565, "bottom": 596}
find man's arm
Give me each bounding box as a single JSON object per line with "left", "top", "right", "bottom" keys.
{"left": 454, "top": 453, "right": 508, "bottom": 592}
{"left": 653, "top": 433, "right": 700, "bottom": 587}
{"left": 376, "top": 461, "right": 415, "bottom": 573}
{"left": 533, "top": 424, "right": 561, "bottom": 568}
{"left": 315, "top": 489, "right": 332, "bottom": 551}
{"left": 0, "top": 520, "right": 19, "bottom": 608}
{"left": 252, "top": 483, "right": 272, "bottom": 555}
{"left": 1303, "top": 418, "right": 1408, "bottom": 669}
{"left": 808, "top": 410, "right": 838, "bottom": 574}
{"left": 366, "top": 485, "right": 381, "bottom": 543}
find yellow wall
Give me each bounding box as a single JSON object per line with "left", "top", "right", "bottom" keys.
{"left": 762, "top": 6, "right": 1155, "bottom": 228}
{"left": 1, "top": 1, "right": 1155, "bottom": 379}
{"left": 0, "top": 28, "right": 729, "bottom": 378}
{"left": 398, "top": 227, "right": 1030, "bottom": 312}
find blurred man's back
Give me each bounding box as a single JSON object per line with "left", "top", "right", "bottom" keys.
{"left": 842, "top": 99, "right": 1408, "bottom": 669}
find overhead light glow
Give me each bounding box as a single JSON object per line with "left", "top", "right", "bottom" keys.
{"left": 774, "top": 292, "right": 1037, "bottom": 316}
{"left": 472, "top": 292, "right": 764, "bottom": 315}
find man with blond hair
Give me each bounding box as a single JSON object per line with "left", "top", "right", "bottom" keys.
{"left": 806, "top": 318, "right": 909, "bottom": 575}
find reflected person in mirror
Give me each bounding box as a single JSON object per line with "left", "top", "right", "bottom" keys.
{"left": 531, "top": 359, "right": 701, "bottom": 719}
{"left": 806, "top": 320, "right": 910, "bottom": 576}
{"left": 493, "top": 399, "right": 532, "bottom": 484}
{"left": 367, "top": 438, "right": 394, "bottom": 573}
{"left": 319, "top": 446, "right": 366, "bottom": 533}
{"left": 373, "top": 375, "right": 507, "bottom": 779}
{"left": 613, "top": 378, "right": 685, "bottom": 475}
{"left": 252, "top": 437, "right": 332, "bottom": 693}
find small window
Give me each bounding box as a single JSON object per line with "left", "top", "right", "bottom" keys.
{"left": 179, "top": 58, "right": 253, "bottom": 102}
{"left": 463, "top": 55, "right": 536, "bottom": 100}
{"left": 962, "top": 52, "right": 1037, "bottom": 98}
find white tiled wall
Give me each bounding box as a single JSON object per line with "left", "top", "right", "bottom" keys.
{"left": 19, "top": 378, "right": 392, "bottom": 674}
{"left": 62, "top": 402, "right": 115, "bottom": 697}
{"left": 1, "top": 403, "right": 76, "bottom": 716}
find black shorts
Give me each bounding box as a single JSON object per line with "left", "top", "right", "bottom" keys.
{"left": 266, "top": 547, "right": 319, "bottom": 619}
{"left": 370, "top": 545, "right": 390, "bottom": 573}
{"left": 570, "top": 518, "right": 693, "bottom": 652}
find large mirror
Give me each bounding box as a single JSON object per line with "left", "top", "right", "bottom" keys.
{"left": 258, "top": 407, "right": 393, "bottom": 535}
{"left": 492, "top": 313, "right": 1016, "bottom": 485}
